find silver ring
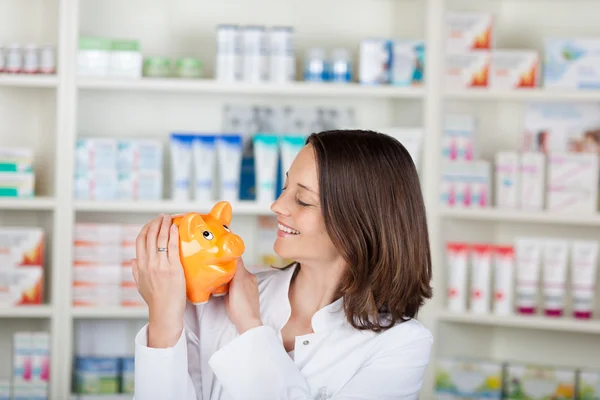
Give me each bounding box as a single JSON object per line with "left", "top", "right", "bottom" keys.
{"left": 157, "top": 247, "right": 167, "bottom": 252}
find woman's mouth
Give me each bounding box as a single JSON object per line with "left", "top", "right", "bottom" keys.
{"left": 277, "top": 223, "right": 300, "bottom": 236}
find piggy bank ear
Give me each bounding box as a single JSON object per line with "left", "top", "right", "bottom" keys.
{"left": 209, "top": 201, "right": 233, "bottom": 226}
{"left": 180, "top": 213, "right": 206, "bottom": 242}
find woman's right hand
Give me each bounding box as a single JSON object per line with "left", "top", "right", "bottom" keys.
{"left": 133, "top": 214, "right": 187, "bottom": 348}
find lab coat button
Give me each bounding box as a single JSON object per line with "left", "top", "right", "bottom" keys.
{"left": 303, "top": 340, "right": 310, "bottom": 345}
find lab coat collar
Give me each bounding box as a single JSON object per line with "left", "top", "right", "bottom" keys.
{"left": 273, "top": 263, "right": 346, "bottom": 334}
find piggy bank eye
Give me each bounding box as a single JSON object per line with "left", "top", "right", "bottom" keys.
{"left": 202, "top": 231, "right": 214, "bottom": 240}
{"left": 223, "top": 225, "right": 230, "bottom": 232}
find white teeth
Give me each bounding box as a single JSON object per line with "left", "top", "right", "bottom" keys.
{"left": 278, "top": 223, "right": 300, "bottom": 235}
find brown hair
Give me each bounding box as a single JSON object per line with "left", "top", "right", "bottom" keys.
{"left": 306, "top": 129, "right": 433, "bottom": 332}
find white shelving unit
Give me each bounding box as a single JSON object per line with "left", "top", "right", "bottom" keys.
{"left": 3, "top": 0, "right": 600, "bottom": 398}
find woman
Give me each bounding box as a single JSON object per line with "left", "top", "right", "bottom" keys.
{"left": 132, "top": 129, "right": 434, "bottom": 400}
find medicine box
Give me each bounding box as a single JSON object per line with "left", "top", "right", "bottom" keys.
{"left": 0, "top": 172, "right": 35, "bottom": 197}
{"left": 0, "top": 228, "right": 45, "bottom": 266}
{"left": 445, "top": 12, "right": 493, "bottom": 52}
{"left": 490, "top": 50, "right": 539, "bottom": 89}
{"left": 74, "top": 169, "right": 119, "bottom": 200}
{"left": 117, "top": 139, "right": 163, "bottom": 173}
{"left": 443, "top": 114, "right": 477, "bottom": 162}
{"left": 359, "top": 39, "right": 393, "bottom": 85}
{"left": 445, "top": 51, "right": 490, "bottom": 89}
{"left": 0, "top": 267, "right": 44, "bottom": 306}
{"left": 547, "top": 153, "right": 599, "bottom": 213}
{"left": 519, "top": 152, "right": 545, "bottom": 210}
{"left": 118, "top": 170, "right": 163, "bottom": 201}
{"left": 76, "top": 138, "right": 118, "bottom": 172}
{"left": 578, "top": 369, "right": 600, "bottom": 399}
{"left": 391, "top": 40, "right": 425, "bottom": 86}
{"left": 0, "top": 147, "right": 33, "bottom": 172}
{"left": 505, "top": 365, "right": 576, "bottom": 400}
{"left": 435, "top": 358, "right": 503, "bottom": 399}
{"left": 544, "top": 38, "right": 600, "bottom": 89}
{"left": 73, "top": 356, "right": 120, "bottom": 395}
{"left": 495, "top": 152, "right": 520, "bottom": 209}
{"left": 121, "top": 357, "right": 135, "bottom": 393}
{"left": 0, "top": 380, "right": 9, "bottom": 400}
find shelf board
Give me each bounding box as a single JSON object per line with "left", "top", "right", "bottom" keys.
{"left": 0, "top": 74, "right": 58, "bottom": 88}
{"left": 74, "top": 200, "right": 274, "bottom": 215}
{"left": 0, "top": 305, "right": 53, "bottom": 318}
{"left": 0, "top": 196, "right": 56, "bottom": 210}
{"left": 71, "top": 307, "right": 148, "bottom": 319}
{"left": 438, "top": 310, "right": 600, "bottom": 334}
{"left": 445, "top": 88, "right": 600, "bottom": 102}
{"left": 77, "top": 78, "right": 424, "bottom": 98}
{"left": 439, "top": 207, "right": 600, "bottom": 226}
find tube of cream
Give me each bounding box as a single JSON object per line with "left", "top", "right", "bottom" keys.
{"left": 570, "top": 240, "right": 599, "bottom": 319}
{"left": 493, "top": 245, "right": 515, "bottom": 315}
{"left": 447, "top": 242, "right": 469, "bottom": 313}
{"left": 193, "top": 134, "right": 217, "bottom": 202}
{"left": 542, "top": 239, "right": 569, "bottom": 317}
{"left": 515, "top": 237, "right": 542, "bottom": 315}
{"left": 217, "top": 134, "right": 243, "bottom": 202}
{"left": 281, "top": 135, "right": 306, "bottom": 185}
{"left": 470, "top": 244, "right": 492, "bottom": 314}
{"left": 253, "top": 134, "right": 279, "bottom": 204}
{"left": 169, "top": 133, "right": 194, "bottom": 201}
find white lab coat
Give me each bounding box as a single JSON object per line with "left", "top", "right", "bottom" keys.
{"left": 133, "top": 263, "right": 433, "bottom": 400}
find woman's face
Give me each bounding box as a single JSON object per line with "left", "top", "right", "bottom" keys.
{"left": 270, "top": 145, "right": 340, "bottom": 265}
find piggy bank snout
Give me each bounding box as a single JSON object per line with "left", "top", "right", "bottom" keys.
{"left": 222, "top": 234, "right": 245, "bottom": 257}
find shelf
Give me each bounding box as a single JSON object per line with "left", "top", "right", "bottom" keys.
{"left": 71, "top": 307, "right": 148, "bottom": 319}
{"left": 77, "top": 78, "right": 424, "bottom": 99}
{"left": 0, "top": 74, "right": 58, "bottom": 88}
{"left": 445, "top": 88, "right": 600, "bottom": 102}
{"left": 439, "top": 207, "right": 600, "bottom": 226}
{"left": 0, "top": 305, "right": 53, "bottom": 318}
{"left": 0, "top": 196, "right": 56, "bottom": 211}
{"left": 74, "top": 200, "right": 274, "bottom": 215}
{"left": 438, "top": 311, "right": 600, "bottom": 335}
{"left": 72, "top": 396, "right": 133, "bottom": 400}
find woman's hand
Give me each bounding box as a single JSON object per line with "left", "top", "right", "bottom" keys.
{"left": 132, "top": 214, "right": 187, "bottom": 348}
{"left": 224, "top": 259, "right": 263, "bottom": 334}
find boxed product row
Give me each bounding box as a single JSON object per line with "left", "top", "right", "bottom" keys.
{"left": 447, "top": 238, "right": 599, "bottom": 319}
{"left": 0, "top": 332, "right": 50, "bottom": 400}
{"left": 0, "top": 147, "right": 36, "bottom": 198}
{"left": 74, "top": 138, "right": 163, "bottom": 201}
{"left": 0, "top": 44, "right": 56, "bottom": 75}
{"left": 72, "top": 223, "right": 143, "bottom": 307}
{"left": 435, "top": 357, "right": 599, "bottom": 399}
{"left": 359, "top": 39, "right": 424, "bottom": 86}
{"left": 0, "top": 227, "right": 45, "bottom": 306}
{"left": 73, "top": 356, "right": 134, "bottom": 396}
{"left": 78, "top": 37, "right": 143, "bottom": 79}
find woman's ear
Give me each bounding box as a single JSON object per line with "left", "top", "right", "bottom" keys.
{"left": 209, "top": 201, "right": 233, "bottom": 226}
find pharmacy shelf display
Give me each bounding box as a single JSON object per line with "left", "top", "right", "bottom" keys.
{"left": 4, "top": 0, "right": 600, "bottom": 398}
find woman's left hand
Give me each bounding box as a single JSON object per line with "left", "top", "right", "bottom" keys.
{"left": 224, "top": 259, "right": 263, "bottom": 334}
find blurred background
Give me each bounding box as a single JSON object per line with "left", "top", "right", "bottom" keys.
{"left": 1, "top": 0, "right": 600, "bottom": 398}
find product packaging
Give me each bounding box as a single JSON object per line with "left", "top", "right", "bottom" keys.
{"left": 435, "top": 358, "right": 503, "bottom": 399}
{"left": 0, "top": 380, "right": 9, "bottom": 400}
{"left": 544, "top": 38, "right": 600, "bottom": 89}
{"left": 73, "top": 356, "right": 120, "bottom": 394}
{"left": 570, "top": 240, "right": 599, "bottom": 319}
{"left": 0, "top": 172, "right": 35, "bottom": 197}
{"left": 217, "top": 134, "right": 243, "bottom": 202}
{"left": 192, "top": 134, "right": 217, "bottom": 202}
{"left": 542, "top": 239, "right": 569, "bottom": 317}
{"left": 470, "top": 244, "right": 493, "bottom": 313}
{"left": 515, "top": 238, "right": 542, "bottom": 314}
{"left": 493, "top": 245, "right": 515, "bottom": 315}
{"left": 494, "top": 152, "right": 520, "bottom": 209}
{"left": 443, "top": 115, "right": 476, "bottom": 162}
{"left": 391, "top": 40, "right": 425, "bottom": 86}
{"left": 490, "top": 50, "right": 539, "bottom": 89}
{"left": 578, "top": 369, "right": 600, "bottom": 399}
{"left": 253, "top": 134, "right": 280, "bottom": 204}
{"left": 281, "top": 135, "right": 306, "bottom": 185}
{"left": 519, "top": 152, "right": 545, "bottom": 210}
{"left": 77, "top": 36, "right": 111, "bottom": 77}
{"left": 505, "top": 365, "right": 575, "bottom": 400}
{"left": 109, "top": 39, "right": 142, "bottom": 79}
{"left": 169, "top": 133, "right": 194, "bottom": 201}
{"left": 121, "top": 357, "right": 135, "bottom": 393}
{"left": 359, "top": 39, "right": 393, "bottom": 84}
{"left": 547, "top": 153, "right": 599, "bottom": 214}
{"left": 0, "top": 147, "right": 33, "bottom": 172}
{"left": 445, "top": 12, "right": 493, "bottom": 52}
{"left": 444, "top": 51, "right": 491, "bottom": 89}
{"left": 447, "top": 242, "right": 469, "bottom": 312}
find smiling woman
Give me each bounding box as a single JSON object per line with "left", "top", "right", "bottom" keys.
{"left": 132, "top": 129, "right": 434, "bottom": 400}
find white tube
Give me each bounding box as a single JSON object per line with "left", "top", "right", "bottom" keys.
{"left": 515, "top": 237, "right": 542, "bottom": 315}
{"left": 470, "top": 244, "right": 492, "bottom": 313}
{"left": 447, "top": 243, "right": 468, "bottom": 313}
{"left": 169, "top": 133, "right": 194, "bottom": 201}
{"left": 281, "top": 135, "right": 306, "bottom": 186}
{"left": 542, "top": 239, "right": 569, "bottom": 317}
{"left": 570, "top": 240, "right": 599, "bottom": 319}
{"left": 193, "top": 134, "right": 216, "bottom": 202}
{"left": 217, "top": 134, "right": 243, "bottom": 202}
{"left": 253, "top": 134, "right": 279, "bottom": 204}
{"left": 493, "top": 245, "right": 515, "bottom": 315}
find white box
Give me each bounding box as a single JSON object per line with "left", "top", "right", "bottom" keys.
{"left": 547, "top": 153, "right": 599, "bottom": 213}
{"left": 470, "top": 161, "right": 491, "bottom": 208}
{"left": 495, "top": 152, "right": 520, "bottom": 208}
{"left": 519, "top": 152, "right": 545, "bottom": 210}
{"left": 31, "top": 332, "right": 49, "bottom": 400}
{"left": 74, "top": 169, "right": 118, "bottom": 200}
{"left": 445, "top": 12, "right": 493, "bottom": 52}
{"left": 0, "top": 172, "right": 35, "bottom": 197}
{"left": 0, "top": 379, "right": 9, "bottom": 400}
{"left": 443, "top": 114, "right": 477, "bottom": 161}
{"left": 118, "top": 170, "right": 163, "bottom": 200}
{"left": 73, "top": 266, "right": 122, "bottom": 286}
{"left": 445, "top": 51, "right": 490, "bottom": 89}
{"left": 73, "top": 244, "right": 122, "bottom": 265}
{"left": 73, "top": 286, "right": 121, "bottom": 307}
{"left": 74, "top": 223, "right": 122, "bottom": 245}
{"left": 121, "top": 286, "right": 145, "bottom": 307}
{"left": 0, "top": 147, "right": 33, "bottom": 172}
{"left": 544, "top": 38, "right": 600, "bottom": 89}
{"left": 0, "top": 267, "right": 44, "bottom": 306}
{"left": 75, "top": 138, "right": 118, "bottom": 172}
{"left": 359, "top": 39, "right": 392, "bottom": 84}
{"left": 117, "top": 139, "right": 163, "bottom": 173}
{"left": 490, "top": 50, "right": 539, "bottom": 89}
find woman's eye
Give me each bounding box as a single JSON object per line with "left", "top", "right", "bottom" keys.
{"left": 223, "top": 225, "right": 230, "bottom": 232}
{"left": 202, "top": 231, "right": 214, "bottom": 240}
{"left": 297, "top": 199, "right": 310, "bottom": 207}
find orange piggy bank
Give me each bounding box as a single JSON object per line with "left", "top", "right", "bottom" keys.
{"left": 172, "top": 201, "right": 245, "bottom": 304}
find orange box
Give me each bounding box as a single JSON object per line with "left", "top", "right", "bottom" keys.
{"left": 446, "top": 12, "right": 493, "bottom": 51}
{"left": 0, "top": 266, "right": 44, "bottom": 305}
{"left": 0, "top": 228, "right": 45, "bottom": 266}
{"left": 445, "top": 51, "right": 490, "bottom": 89}
{"left": 490, "top": 50, "right": 539, "bottom": 89}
